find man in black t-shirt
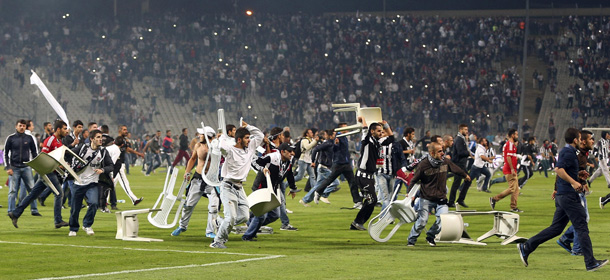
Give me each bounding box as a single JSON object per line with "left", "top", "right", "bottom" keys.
{"left": 172, "top": 128, "right": 191, "bottom": 168}
{"left": 518, "top": 137, "right": 537, "bottom": 189}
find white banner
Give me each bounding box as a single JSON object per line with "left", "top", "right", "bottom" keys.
{"left": 30, "top": 70, "right": 70, "bottom": 128}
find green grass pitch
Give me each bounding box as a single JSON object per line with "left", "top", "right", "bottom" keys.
{"left": 1, "top": 167, "right": 609, "bottom": 279}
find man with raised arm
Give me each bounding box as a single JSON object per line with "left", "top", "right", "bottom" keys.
{"left": 210, "top": 120, "right": 263, "bottom": 249}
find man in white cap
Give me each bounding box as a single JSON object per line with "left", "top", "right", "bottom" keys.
{"left": 171, "top": 126, "right": 219, "bottom": 238}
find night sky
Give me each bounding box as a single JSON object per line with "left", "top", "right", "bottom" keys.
{"left": 1, "top": 0, "right": 609, "bottom": 17}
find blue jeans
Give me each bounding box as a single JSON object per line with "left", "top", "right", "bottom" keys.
{"left": 559, "top": 192, "right": 589, "bottom": 254}
{"left": 469, "top": 166, "right": 492, "bottom": 191}
{"left": 408, "top": 198, "right": 448, "bottom": 244}
{"left": 294, "top": 160, "right": 315, "bottom": 187}
{"left": 62, "top": 179, "right": 74, "bottom": 206}
{"left": 124, "top": 154, "right": 131, "bottom": 174}
{"left": 243, "top": 206, "right": 280, "bottom": 239}
{"left": 69, "top": 182, "right": 99, "bottom": 231}
{"left": 376, "top": 173, "right": 395, "bottom": 210}
{"left": 303, "top": 166, "right": 339, "bottom": 203}
{"left": 13, "top": 172, "right": 64, "bottom": 224}
{"left": 141, "top": 153, "right": 151, "bottom": 171}
{"left": 7, "top": 167, "right": 37, "bottom": 213}
{"left": 146, "top": 153, "right": 161, "bottom": 175}
{"left": 279, "top": 181, "right": 290, "bottom": 226}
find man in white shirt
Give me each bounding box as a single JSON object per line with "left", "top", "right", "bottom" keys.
{"left": 210, "top": 120, "right": 263, "bottom": 249}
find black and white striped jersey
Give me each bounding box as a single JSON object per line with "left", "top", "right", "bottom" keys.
{"left": 377, "top": 142, "right": 394, "bottom": 175}
{"left": 358, "top": 133, "right": 394, "bottom": 174}
{"left": 594, "top": 138, "right": 609, "bottom": 161}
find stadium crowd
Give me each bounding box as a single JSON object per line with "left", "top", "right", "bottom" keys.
{"left": 0, "top": 12, "right": 569, "bottom": 138}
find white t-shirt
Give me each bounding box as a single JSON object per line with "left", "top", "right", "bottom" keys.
{"left": 219, "top": 125, "right": 263, "bottom": 182}
{"left": 473, "top": 144, "right": 486, "bottom": 168}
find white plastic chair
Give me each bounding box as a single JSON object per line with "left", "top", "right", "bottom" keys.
{"left": 247, "top": 172, "right": 282, "bottom": 217}
{"left": 332, "top": 103, "right": 383, "bottom": 137}
{"left": 25, "top": 145, "right": 86, "bottom": 195}
{"left": 147, "top": 168, "right": 187, "bottom": 228}
{"left": 368, "top": 184, "right": 419, "bottom": 242}
{"left": 116, "top": 208, "right": 163, "bottom": 242}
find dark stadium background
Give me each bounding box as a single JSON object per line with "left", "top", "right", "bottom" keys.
{"left": 1, "top": 0, "right": 609, "bottom": 17}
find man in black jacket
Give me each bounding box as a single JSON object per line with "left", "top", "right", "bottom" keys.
{"left": 301, "top": 130, "right": 339, "bottom": 205}
{"left": 4, "top": 119, "right": 38, "bottom": 214}
{"left": 448, "top": 124, "right": 471, "bottom": 208}
{"left": 313, "top": 123, "right": 358, "bottom": 207}
{"left": 243, "top": 143, "right": 298, "bottom": 241}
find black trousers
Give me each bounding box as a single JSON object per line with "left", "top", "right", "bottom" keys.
{"left": 449, "top": 163, "right": 467, "bottom": 204}
{"left": 314, "top": 163, "right": 358, "bottom": 203}
{"left": 518, "top": 165, "right": 533, "bottom": 188}
{"left": 354, "top": 175, "right": 377, "bottom": 225}
{"left": 523, "top": 192, "right": 597, "bottom": 268}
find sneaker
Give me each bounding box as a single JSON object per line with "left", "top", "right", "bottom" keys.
{"left": 517, "top": 243, "right": 529, "bottom": 267}
{"left": 426, "top": 236, "right": 437, "bottom": 247}
{"left": 489, "top": 197, "right": 496, "bottom": 210}
{"left": 457, "top": 201, "right": 469, "bottom": 208}
{"left": 209, "top": 241, "right": 227, "bottom": 249}
{"left": 349, "top": 221, "right": 366, "bottom": 231}
{"left": 299, "top": 199, "right": 310, "bottom": 207}
{"left": 68, "top": 231, "right": 77, "bottom": 237}
{"left": 571, "top": 251, "right": 584, "bottom": 256}
{"left": 320, "top": 197, "right": 331, "bottom": 204}
{"left": 353, "top": 202, "right": 363, "bottom": 209}
{"left": 407, "top": 242, "right": 415, "bottom": 247}
{"left": 601, "top": 197, "right": 609, "bottom": 210}
{"left": 586, "top": 259, "right": 609, "bottom": 272}
{"left": 55, "top": 221, "right": 69, "bottom": 229}
{"left": 242, "top": 236, "right": 257, "bottom": 241}
{"left": 286, "top": 208, "right": 293, "bottom": 214}
{"left": 511, "top": 208, "right": 524, "bottom": 213}
{"left": 313, "top": 192, "right": 320, "bottom": 204}
{"left": 171, "top": 227, "right": 186, "bottom": 236}
{"left": 31, "top": 212, "right": 42, "bottom": 216}
{"left": 133, "top": 197, "right": 144, "bottom": 206}
{"left": 205, "top": 232, "right": 216, "bottom": 239}
{"left": 447, "top": 202, "right": 456, "bottom": 208}
{"left": 556, "top": 239, "right": 572, "bottom": 253}
{"left": 280, "top": 224, "right": 298, "bottom": 231}
{"left": 82, "top": 226, "right": 95, "bottom": 236}
{"left": 100, "top": 208, "right": 111, "bottom": 213}
{"left": 8, "top": 212, "right": 18, "bottom": 228}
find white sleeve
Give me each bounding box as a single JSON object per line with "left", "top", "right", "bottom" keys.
{"left": 246, "top": 125, "right": 264, "bottom": 151}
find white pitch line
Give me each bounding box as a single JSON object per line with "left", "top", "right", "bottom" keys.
{"left": 0, "top": 240, "right": 272, "bottom": 256}
{"left": 33, "top": 255, "right": 284, "bottom": 280}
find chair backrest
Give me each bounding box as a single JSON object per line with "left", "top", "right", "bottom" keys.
{"left": 332, "top": 103, "right": 383, "bottom": 137}
{"left": 26, "top": 153, "right": 59, "bottom": 175}
{"left": 247, "top": 172, "right": 281, "bottom": 216}
{"left": 437, "top": 213, "right": 465, "bottom": 241}
{"left": 147, "top": 168, "right": 186, "bottom": 228}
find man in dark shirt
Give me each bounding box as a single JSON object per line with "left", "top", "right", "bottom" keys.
{"left": 448, "top": 124, "right": 471, "bottom": 208}
{"left": 518, "top": 137, "right": 537, "bottom": 189}
{"left": 172, "top": 128, "right": 191, "bottom": 168}
{"left": 313, "top": 123, "right": 357, "bottom": 206}
{"left": 518, "top": 128, "right": 608, "bottom": 272}
{"left": 407, "top": 142, "right": 470, "bottom": 246}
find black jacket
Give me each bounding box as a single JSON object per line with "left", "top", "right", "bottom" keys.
{"left": 4, "top": 131, "right": 38, "bottom": 170}
{"left": 451, "top": 134, "right": 470, "bottom": 168}
{"left": 332, "top": 135, "right": 351, "bottom": 165}
{"left": 251, "top": 152, "right": 296, "bottom": 192}
{"left": 312, "top": 140, "right": 334, "bottom": 167}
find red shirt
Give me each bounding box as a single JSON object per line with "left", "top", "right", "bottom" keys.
{"left": 502, "top": 140, "right": 518, "bottom": 175}
{"left": 41, "top": 135, "right": 63, "bottom": 154}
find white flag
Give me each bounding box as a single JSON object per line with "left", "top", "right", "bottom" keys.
{"left": 30, "top": 70, "right": 70, "bottom": 128}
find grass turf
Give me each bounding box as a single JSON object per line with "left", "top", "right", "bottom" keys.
{"left": 1, "top": 167, "right": 609, "bottom": 279}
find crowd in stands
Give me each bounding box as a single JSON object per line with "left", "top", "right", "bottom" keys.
{"left": 0, "top": 11, "right": 603, "bottom": 139}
